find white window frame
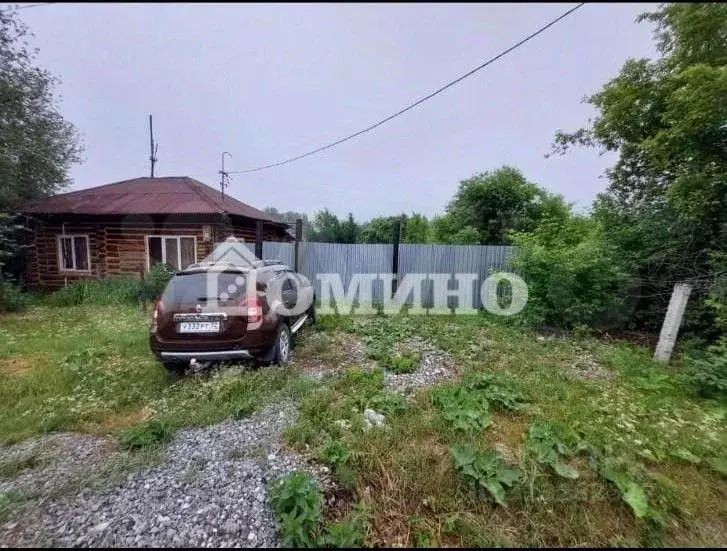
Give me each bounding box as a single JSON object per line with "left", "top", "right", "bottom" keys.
{"left": 145, "top": 235, "right": 197, "bottom": 272}
{"left": 56, "top": 234, "right": 91, "bottom": 273}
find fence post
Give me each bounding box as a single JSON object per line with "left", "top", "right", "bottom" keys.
{"left": 255, "top": 220, "right": 263, "bottom": 260}
{"left": 653, "top": 282, "right": 693, "bottom": 364}
{"left": 294, "top": 218, "right": 303, "bottom": 272}
{"left": 391, "top": 219, "right": 401, "bottom": 297}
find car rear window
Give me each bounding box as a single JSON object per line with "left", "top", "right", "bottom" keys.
{"left": 161, "top": 271, "right": 247, "bottom": 307}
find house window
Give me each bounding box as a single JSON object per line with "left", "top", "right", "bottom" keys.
{"left": 146, "top": 236, "right": 196, "bottom": 271}
{"left": 57, "top": 235, "right": 91, "bottom": 272}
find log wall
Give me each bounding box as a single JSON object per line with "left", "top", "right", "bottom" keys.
{"left": 25, "top": 215, "right": 290, "bottom": 291}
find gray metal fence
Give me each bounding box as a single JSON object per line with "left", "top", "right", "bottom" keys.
{"left": 253, "top": 241, "right": 516, "bottom": 307}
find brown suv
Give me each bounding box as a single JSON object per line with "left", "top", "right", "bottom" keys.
{"left": 149, "top": 260, "right": 315, "bottom": 372}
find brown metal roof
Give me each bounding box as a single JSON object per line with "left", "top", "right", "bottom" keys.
{"left": 22, "top": 176, "right": 285, "bottom": 225}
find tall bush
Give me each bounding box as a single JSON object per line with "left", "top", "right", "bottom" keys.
{"left": 136, "top": 263, "right": 175, "bottom": 304}
{"left": 0, "top": 278, "right": 28, "bottom": 312}
{"left": 510, "top": 216, "right": 629, "bottom": 330}
{"left": 43, "top": 263, "right": 176, "bottom": 307}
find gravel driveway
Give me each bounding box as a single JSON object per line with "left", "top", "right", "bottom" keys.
{"left": 0, "top": 402, "right": 331, "bottom": 548}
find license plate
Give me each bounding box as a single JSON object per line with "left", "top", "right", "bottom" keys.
{"left": 178, "top": 321, "right": 220, "bottom": 333}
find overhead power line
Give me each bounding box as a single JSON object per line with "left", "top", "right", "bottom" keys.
{"left": 229, "top": 2, "right": 586, "bottom": 175}
{"left": 15, "top": 3, "right": 53, "bottom": 10}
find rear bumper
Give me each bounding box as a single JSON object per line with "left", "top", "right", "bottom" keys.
{"left": 160, "top": 349, "right": 254, "bottom": 362}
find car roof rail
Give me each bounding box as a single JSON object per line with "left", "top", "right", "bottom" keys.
{"left": 183, "top": 261, "right": 250, "bottom": 271}
{"left": 252, "top": 259, "right": 287, "bottom": 268}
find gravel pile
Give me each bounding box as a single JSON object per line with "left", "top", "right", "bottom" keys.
{"left": 0, "top": 433, "right": 115, "bottom": 500}
{"left": 292, "top": 331, "right": 369, "bottom": 381}
{"left": 384, "top": 336, "right": 457, "bottom": 396}
{"left": 0, "top": 402, "right": 332, "bottom": 548}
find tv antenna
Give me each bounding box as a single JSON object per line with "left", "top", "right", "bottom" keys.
{"left": 149, "top": 115, "right": 159, "bottom": 177}
{"left": 219, "top": 152, "right": 232, "bottom": 201}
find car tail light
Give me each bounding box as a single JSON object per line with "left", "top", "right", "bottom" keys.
{"left": 240, "top": 296, "right": 263, "bottom": 325}
{"left": 151, "top": 299, "right": 163, "bottom": 333}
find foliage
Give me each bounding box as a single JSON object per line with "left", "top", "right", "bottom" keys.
{"left": 380, "top": 351, "right": 421, "bottom": 374}
{"left": 688, "top": 337, "right": 727, "bottom": 399}
{"left": 526, "top": 421, "right": 580, "bottom": 479}
{"left": 430, "top": 214, "right": 479, "bottom": 245}
{"left": 442, "top": 166, "right": 570, "bottom": 245}
{"left": 2, "top": 308, "right": 725, "bottom": 546}
{"left": 597, "top": 457, "right": 673, "bottom": 525}
{"left": 464, "top": 372, "right": 528, "bottom": 412}
{"left": 232, "top": 398, "right": 256, "bottom": 419}
{"left": 433, "top": 386, "right": 492, "bottom": 433}
{"left": 137, "top": 263, "right": 175, "bottom": 303}
{"left": 0, "top": 212, "right": 30, "bottom": 276}
{"left": 0, "top": 278, "right": 28, "bottom": 312}
{"left": 119, "top": 420, "right": 174, "bottom": 450}
{"left": 269, "top": 471, "right": 325, "bottom": 548}
{"left": 551, "top": 3, "right": 727, "bottom": 334}
{"left": 403, "top": 213, "right": 430, "bottom": 244}
{"left": 367, "top": 390, "right": 408, "bottom": 416}
{"left": 308, "top": 209, "right": 359, "bottom": 244}
{"left": 358, "top": 215, "right": 401, "bottom": 244}
{"left": 322, "top": 501, "right": 371, "bottom": 548}
{"left": 322, "top": 517, "right": 365, "bottom": 548}
{"left": 0, "top": 7, "right": 82, "bottom": 212}
{"left": 43, "top": 277, "right": 140, "bottom": 307}
{"left": 451, "top": 445, "right": 521, "bottom": 506}
{"left": 263, "top": 207, "right": 313, "bottom": 241}
{"left": 41, "top": 263, "right": 174, "bottom": 307}
{"left": 510, "top": 213, "right": 630, "bottom": 329}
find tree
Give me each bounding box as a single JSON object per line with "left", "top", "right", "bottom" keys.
{"left": 339, "top": 213, "right": 360, "bottom": 244}
{"left": 444, "top": 166, "right": 567, "bottom": 245}
{"left": 359, "top": 215, "right": 403, "bottom": 244}
{"left": 0, "top": 8, "right": 82, "bottom": 212}
{"left": 402, "top": 213, "right": 430, "bottom": 244}
{"left": 431, "top": 214, "right": 479, "bottom": 245}
{"left": 0, "top": 8, "right": 82, "bottom": 280}
{"left": 308, "top": 208, "right": 342, "bottom": 243}
{"left": 551, "top": 3, "right": 727, "bottom": 334}
{"left": 510, "top": 212, "right": 630, "bottom": 330}
{"left": 263, "top": 207, "right": 313, "bottom": 240}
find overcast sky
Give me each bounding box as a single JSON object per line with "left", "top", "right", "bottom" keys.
{"left": 8, "top": 2, "right": 659, "bottom": 220}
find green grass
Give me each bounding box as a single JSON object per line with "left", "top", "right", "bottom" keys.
{"left": 0, "top": 304, "right": 307, "bottom": 445}
{"left": 286, "top": 312, "right": 727, "bottom": 547}
{"left": 1, "top": 305, "right": 725, "bottom": 547}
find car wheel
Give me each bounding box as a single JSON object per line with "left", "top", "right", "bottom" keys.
{"left": 274, "top": 322, "right": 292, "bottom": 365}
{"left": 162, "top": 360, "right": 188, "bottom": 374}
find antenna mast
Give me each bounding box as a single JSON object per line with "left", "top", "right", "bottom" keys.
{"left": 219, "top": 152, "right": 232, "bottom": 201}
{"left": 149, "top": 115, "right": 158, "bottom": 177}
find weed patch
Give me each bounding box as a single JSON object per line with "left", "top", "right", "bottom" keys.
{"left": 119, "top": 420, "right": 174, "bottom": 450}
{"left": 451, "top": 445, "right": 522, "bottom": 506}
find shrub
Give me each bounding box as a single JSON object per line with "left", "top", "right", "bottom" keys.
{"left": 526, "top": 420, "right": 580, "bottom": 479}
{"left": 0, "top": 279, "right": 29, "bottom": 312}
{"left": 689, "top": 338, "right": 727, "bottom": 399}
{"left": 433, "top": 386, "right": 492, "bottom": 433}
{"left": 380, "top": 351, "right": 421, "bottom": 374}
{"left": 465, "top": 372, "right": 528, "bottom": 411}
{"left": 510, "top": 216, "right": 629, "bottom": 330}
{"left": 451, "top": 445, "right": 522, "bottom": 506}
{"left": 269, "top": 471, "right": 324, "bottom": 547}
{"left": 43, "top": 263, "right": 175, "bottom": 307}
{"left": 137, "top": 263, "right": 175, "bottom": 303}
{"left": 44, "top": 277, "right": 139, "bottom": 307}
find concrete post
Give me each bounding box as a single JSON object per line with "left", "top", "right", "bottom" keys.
{"left": 653, "top": 283, "right": 693, "bottom": 364}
